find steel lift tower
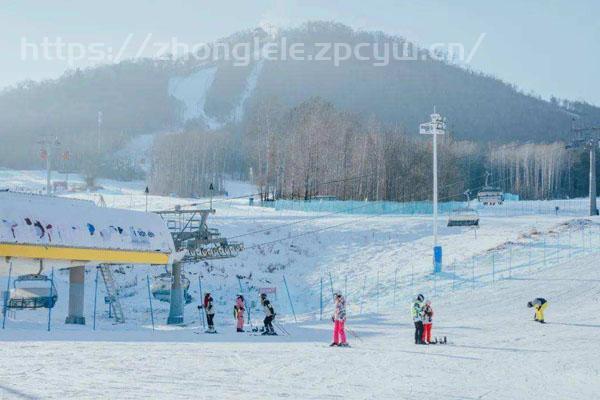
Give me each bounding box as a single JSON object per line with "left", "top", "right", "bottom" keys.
{"left": 566, "top": 125, "right": 600, "bottom": 216}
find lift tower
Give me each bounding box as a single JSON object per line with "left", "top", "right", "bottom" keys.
{"left": 566, "top": 126, "right": 600, "bottom": 216}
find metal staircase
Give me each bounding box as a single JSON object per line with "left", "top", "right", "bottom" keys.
{"left": 98, "top": 265, "right": 125, "bottom": 323}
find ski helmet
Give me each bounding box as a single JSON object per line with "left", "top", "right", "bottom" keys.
{"left": 260, "top": 293, "right": 267, "bottom": 299}
{"left": 417, "top": 294, "right": 424, "bottom": 302}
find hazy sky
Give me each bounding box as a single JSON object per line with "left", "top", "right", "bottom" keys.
{"left": 1, "top": 0, "right": 598, "bottom": 104}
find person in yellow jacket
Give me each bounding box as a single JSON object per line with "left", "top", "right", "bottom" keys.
{"left": 527, "top": 298, "right": 548, "bottom": 323}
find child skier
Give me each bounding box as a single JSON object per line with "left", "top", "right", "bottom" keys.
{"left": 234, "top": 295, "right": 245, "bottom": 332}
{"left": 331, "top": 293, "right": 349, "bottom": 347}
{"left": 203, "top": 292, "right": 216, "bottom": 333}
{"left": 259, "top": 293, "right": 277, "bottom": 335}
{"left": 527, "top": 297, "right": 548, "bottom": 323}
{"left": 412, "top": 294, "right": 425, "bottom": 344}
{"left": 421, "top": 299, "right": 433, "bottom": 344}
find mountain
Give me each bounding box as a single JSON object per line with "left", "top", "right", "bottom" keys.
{"left": 1, "top": 21, "right": 598, "bottom": 170}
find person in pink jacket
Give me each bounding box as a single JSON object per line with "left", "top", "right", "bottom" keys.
{"left": 234, "top": 295, "right": 245, "bottom": 332}
{"left": 331, "top": 293, "right": 349, "bottom": 347}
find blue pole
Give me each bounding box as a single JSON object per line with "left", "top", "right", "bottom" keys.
{"left": 328, "top": 271, "right": 334, "bottom": 299}
{"left": 47, "top": 267, "right": 54, "bottom": 332}
{"left": 93, "top": 267, "right": 99, "bottom": 331}
{"left": 198, "top": 277, "right": 206, "bottom": 329}
{"left": 282, "top": 274, "right": 297, "bottom": 323}
{"left": 2, "top": 261, "right": 13, "bottom": 330}
{"left": 319, "top": 276, "right": 323, "bottom": 320}
{"left": 146, "top": 275, "right": 155, "bottom": 331}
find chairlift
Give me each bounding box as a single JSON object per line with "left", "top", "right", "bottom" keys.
{"left": 151, "top": 272, "right": 192, "bottom": 304}
{"left": 477, "top": 172, "right": 504, "bottom": 205}
{"left": 7, "top": 274, "right": 58, "bottom": 309}
{"left": 448, "top": 191, "right": 480, "bottom": 227}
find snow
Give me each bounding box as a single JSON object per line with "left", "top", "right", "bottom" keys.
{"left": 231, "top": 59, "right": 264, "bottom": 123}
{"left": 168, "top": 66, "right": 223, "bottom": 129}
{"left": 0, "top": 171, "right": 599, "bottom": 399}
{"left": 168, "top": 59, "right": 264, "bottom": 128}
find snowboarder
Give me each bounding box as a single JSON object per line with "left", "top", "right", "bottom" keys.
{"left": 234, "top": 295, "right": 245, "bottom": 332}
{"left": 331, "top": 293, "right": 349, "bottom": 347}
{"left": 203, "top": 293, "right": 216, "bottom": 333}
{"left": 259, "top": 293, "right": 277, "bottom": 335}
{"left": 527, "top": 297, "right": 548, "bottom": 323}
{"left": 421, "top": 299, "right": 434, "bottom": 344}
{"left": 412, "top": 294, "right": 425, "bottom": 344}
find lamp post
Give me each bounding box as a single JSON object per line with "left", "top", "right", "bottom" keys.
{"left": 420, "top": 108, "right": 447, "bottom": 273}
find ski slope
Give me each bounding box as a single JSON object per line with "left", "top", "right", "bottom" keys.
{"left": 0, "top": 171, "right": 599, "bottom": 399}
{"left": 1, "top": 251, "right": 599, "bottom": 399}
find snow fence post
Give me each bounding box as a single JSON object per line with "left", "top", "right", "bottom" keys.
{"left": 492, "top": 253, "right": 495, "bottom": 284}
{"left": 472, "top": 258, "right": 475, "bottom": 289}
{"left": 393, "top": 268, "right": 398, "bottom": 306}
{"left": 452, "top": 262, "right": 456, "bottom": 291}
{"left": 2, "top": 261, "right": 13, "bottom": 330}
{"left": 93, "top": 267, "right": 99, "bottom": 331}
{"left": 198, "top": 277, "right": 205, "bottom": 329}
{"left": 146, "top": 275, "right": 155, "bottom": 331}
{"left": 344, "top": 275, "right": 348, "bottom": 301}
{"left": 376, "top": 270, "right": 380, "bottom": 314}
{"left": 282, "top": 275, "right": 297, "bottom": 323}
{"left": 509, "top": 245, "right": 512, "bottom": 280}
{"left": 556, "top": 232, "right": 560, "bottom": 264}
{"left": 320, "top": 276, "right": 323, "bottom": 320}
{"left": 47, "top": 267, "right": 54, "bottom": 332}
{"left": 543, "top": 237, "right": 547, "bottom": 267}
{"left": 360, "top": 275, "right": 367, "bottom": 315}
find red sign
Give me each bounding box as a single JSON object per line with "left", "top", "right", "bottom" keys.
{"left": 40, "top": 149, "right": 48, "bottom": 160}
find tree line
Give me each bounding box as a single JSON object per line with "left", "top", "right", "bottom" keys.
{"left": 149, "top": 97, "right": 597, "bottom": 201}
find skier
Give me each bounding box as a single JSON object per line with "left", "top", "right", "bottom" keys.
{"left": 234, "top": 295, "right": 245, "bottom": 332}
{"left": 421, "top": 299, "right": 433, "bottom": 344}
{"left": 412, "top": 294, "right": 425, "bottom": 344}
{"left": 330, "top": 293, "right": 349, "bottom": 347}
{"left": 202, "top": 292, "right": 216, "bottom": 333}
{"left": 527, "top": 297, "right": 548, "bottom": 323}
{"left": 259, "top": 293, "right": 277, "bottom": 335}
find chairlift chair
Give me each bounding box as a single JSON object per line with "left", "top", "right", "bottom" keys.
{"left": 477, "top": 172, "right": 504, "bottom": 205}
{"left": 448, "top": 190, "right": 480, "bottom": 227}
{"left": 7, "top": 274, "right": 58, "bottom": 309}
{"left": 150, "top": 272, "right": 192, "bottom": 304}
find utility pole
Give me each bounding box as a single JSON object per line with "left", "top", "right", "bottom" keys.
{"left": 420, "top": 108, "right": 447, "bottom": 273}
{"left": 566, "top": 125, "right": 599, "bottom": 216}
{"left": 38, "top": 136, "right": 61, "bottom": 195}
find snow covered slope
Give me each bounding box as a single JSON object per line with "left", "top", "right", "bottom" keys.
{"left": 0, "top": 247, "right": 598, "bottom": 399}
{"left": 0, "top": 173, "right": 599, "bottom": 399}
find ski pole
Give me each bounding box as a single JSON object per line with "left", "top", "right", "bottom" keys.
{"left": 345, "top": 326, "right": 363, "bottom": 343}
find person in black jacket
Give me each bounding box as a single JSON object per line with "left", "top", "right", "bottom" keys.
{"left": 260, "top": 293, "right": 277, "bottom": 335}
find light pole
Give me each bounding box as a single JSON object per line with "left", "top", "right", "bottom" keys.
{"left": 420, "top": 108, "right": 447, "bottom": 273}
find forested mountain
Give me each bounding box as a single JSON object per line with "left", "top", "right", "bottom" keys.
{"left": 1, "top": 22, "right": 598, "bottom": 200}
